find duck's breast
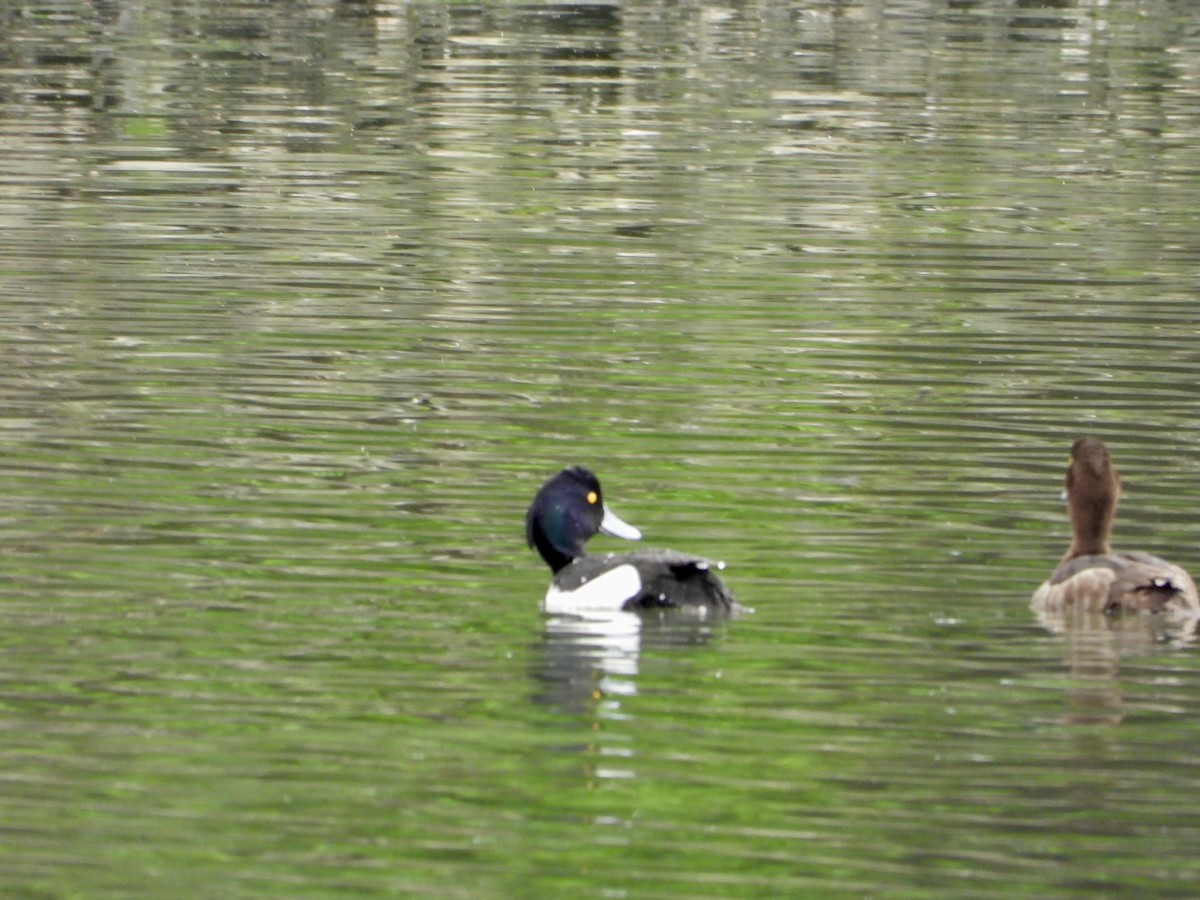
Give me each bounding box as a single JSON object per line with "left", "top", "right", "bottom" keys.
{"left": 543, "top": 555, "right": 643, "bottom": 614}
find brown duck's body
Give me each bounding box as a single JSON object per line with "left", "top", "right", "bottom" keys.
{"left": 1032, "top": 550, "right": 1198, "bottom": 614}
{"left": 1032, "top": 437, "right": 1200, "bottom": 615}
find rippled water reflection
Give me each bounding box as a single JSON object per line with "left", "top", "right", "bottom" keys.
{"left": 5, "top": 0, "right": 1200, "bottom": 895}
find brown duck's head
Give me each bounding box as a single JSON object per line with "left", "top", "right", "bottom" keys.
{"left": 1064, "top": 436, "right": 1121, "bottom": 559}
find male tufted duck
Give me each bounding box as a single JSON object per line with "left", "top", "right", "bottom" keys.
{"left": 526, "top": 466, "right": 738, "bottom": 615}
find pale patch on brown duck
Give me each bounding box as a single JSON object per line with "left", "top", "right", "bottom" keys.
{"left": 1031, "top": 437, "right": 1199, "bottom": 617}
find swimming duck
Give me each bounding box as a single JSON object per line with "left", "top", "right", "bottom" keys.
{"left": 1031, "top": 437, "right": 1199, "bottom": 615}
{"left": 526, "top": 466, "right": 738, "bottom": 615}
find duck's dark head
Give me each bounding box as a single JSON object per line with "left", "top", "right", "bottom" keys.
{"left": 1064, "top": 436, "right": 1121, "bottom": 559}
{"left": 526, "top": 466, "right": 641, "bottom": 573}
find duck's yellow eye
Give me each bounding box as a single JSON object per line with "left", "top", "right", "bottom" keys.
{"left": 586, "top": 491, "right": 598, "bottom": 505}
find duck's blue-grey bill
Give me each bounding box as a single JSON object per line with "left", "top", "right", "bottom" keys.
{"left": 599, "top": 505, "right": 641, "bottom": 541}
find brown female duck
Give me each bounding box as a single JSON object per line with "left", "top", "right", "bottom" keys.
{"left": 1032, "top": 437, "right": 1199, "bottom": 615}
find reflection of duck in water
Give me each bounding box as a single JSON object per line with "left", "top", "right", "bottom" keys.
{"left": 526, "top": 466, "right": 738, "bottom": 615}
{"left": 1032, "top": 437, "right": 1199, "bottom": 617}
{"left": 533, "top": 608, "right": 728, "bottom": 714}
{"left": 533, "top": 610, "right": 643, "bottom": 715}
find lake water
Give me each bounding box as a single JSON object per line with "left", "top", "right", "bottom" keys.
{"left": 5, "top": 0, "right": 1200, "bottom": 895}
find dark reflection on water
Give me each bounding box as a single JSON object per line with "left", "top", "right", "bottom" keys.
{"left": 6, "top": 0, "right": 1200, "bottom": 896}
